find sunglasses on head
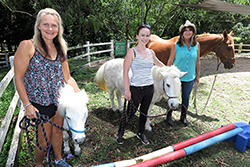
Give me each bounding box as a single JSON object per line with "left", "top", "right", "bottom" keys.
{"left": 139, "top": 24, "right": 151, "bottom": 29}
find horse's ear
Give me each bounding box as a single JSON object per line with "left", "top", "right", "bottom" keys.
{"left": 159, "top": 71, "right": 169, "bottom": 79}
{"left": 229, "top": 31, "right": 233, "bottom": 36}
{"left": 223, "top": 30, "right": 228, "bottom": 39}
{"left": 179, "top": 72, "right": 187, "bottom": 78}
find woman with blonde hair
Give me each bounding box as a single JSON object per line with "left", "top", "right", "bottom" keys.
{"left": 14, "top": 8, "right": 78, "bottom": 167}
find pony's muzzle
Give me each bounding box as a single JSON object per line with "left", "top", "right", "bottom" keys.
{"left": 73, "top": 134, "right": 86, "bottom": 144}
{"left": 168, "top": 99, "right": 179, "bottom": 109}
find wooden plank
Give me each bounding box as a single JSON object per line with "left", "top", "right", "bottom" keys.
{"left": 68, "top": 42, "right": 112, "bottom": 51}
{"left": 0, "top": 91, "right": 19, "bottom": 153}
{"left": 6, "top": 104, "right": 25, "bottom": 167}
{"left": 73, "top": 49, "right": 112, "bottom": 60}
{"left": 0, "top": 67, "right": 14, "bottom": 98}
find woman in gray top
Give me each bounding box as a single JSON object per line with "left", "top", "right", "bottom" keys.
{"left": 116, "top": 24, "right": 165, "bottom": 145}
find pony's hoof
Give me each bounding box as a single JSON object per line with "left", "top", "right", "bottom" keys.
{"left": 75, "top": 150, "right": 81, "bottom": 156}
{"left": 119, "top": 108, "right": 124, "bottom": 113}
{"left": 112, "top": 107, "right": 117, "bottom": 112}
{"left": 64, "top": 150, "right": 71, "bottom": 155}
{"left": 145, "top": 126, "right": 152, "bottom": 132}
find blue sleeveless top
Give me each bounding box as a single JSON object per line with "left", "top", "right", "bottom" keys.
{"left": 174, "top": 42, "right": 199, "bottom": 82}
{"left": 24, "top": 48, "right": 64, "bottom": 106}
{"left": 130, "top": 48, "right": 154, "bottom": 86}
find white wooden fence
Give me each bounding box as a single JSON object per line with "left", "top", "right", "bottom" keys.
{"left": 0, "top": 51, "right": 9, "bottom": 67}
{"left": 234, "top": 43, "right": 250, "bottom": 53}
{"left": 0, "top": 40, "right": 136, "bottom": 166}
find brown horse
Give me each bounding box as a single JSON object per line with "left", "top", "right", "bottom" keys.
{"left": 146, "top": 30, "right": 235, "bottom": 69}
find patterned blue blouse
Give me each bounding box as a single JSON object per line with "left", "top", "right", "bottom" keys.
{"left": 24, "top": 48, "right": 64, "bottom": 106}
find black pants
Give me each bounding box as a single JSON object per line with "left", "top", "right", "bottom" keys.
{"left": 118, "top": 84, "right": 154, "bottom": 136}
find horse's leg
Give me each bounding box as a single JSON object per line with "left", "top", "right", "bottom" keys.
{"left": 116, "top": 89, "right": 123, "bottom": 113}
{"left": 63, "top": 131, "right": 71, "bottom": 155}
{"left": 145, "top": 103, "right": 154, "bottom": 132}
{"left": 108, "top": 87, "right": 117, "bottom": 111}
{"left": 74, "top": 142, "right": 81, "bottom": 156}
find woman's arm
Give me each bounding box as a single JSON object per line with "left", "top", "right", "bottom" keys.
{"left": 195, "top": 43, "right": 201, "bottom": 84}
{"left": 61, "top": 59, "right": 80, "bottom": 92}
{"left": 14, "top": 40, "right": 38, "bottom": 119}
{"left": 123, "top": 49, "right": 134, "bottom": 101}
{"left": 167, "top": 44, "right": 176, "bottom": 66}
{"left": 152, "top": 50, "right": 165, "bottom": 67}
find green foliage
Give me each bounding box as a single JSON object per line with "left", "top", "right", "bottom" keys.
{"left": 232, "top": 22, "right": 250, "bottom": 43}
{"left": 2, "top": 0, "right": 250, "bottom": 51}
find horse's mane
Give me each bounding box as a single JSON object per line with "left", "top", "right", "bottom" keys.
{"left": 57, "top": 84, "right": 89, "bottom": 117}
{"left": 152, "top": 65, "right": 181, "bottom": 81}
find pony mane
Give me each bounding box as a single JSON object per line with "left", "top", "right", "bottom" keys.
{"left": 57, "top": 84, "right": 89, "bottom": 117}
{"left": 152, "top": 65, "right": 180, "bottom": 81}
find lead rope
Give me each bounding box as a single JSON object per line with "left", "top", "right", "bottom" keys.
{"left": 124, "top": 98, "right": 172, "bottom": 118}
{"left": 192, "top": 56, "right": 222, "bottom": 115}
{"left": 19, "top": 112, "right": 65, "bottom": 162}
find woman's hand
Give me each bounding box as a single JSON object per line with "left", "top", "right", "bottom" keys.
{"left": 124, "top": 90, "right": 131, "bottom": 101}
{"left": 25, "top": 105, "right": 38, "bottom": 119}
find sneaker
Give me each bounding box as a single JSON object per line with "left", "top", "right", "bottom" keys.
{"left": 137, "top": 133, "right": 149, "bottom": 145}
{"left": 54, "top": 159, "right": 72, "bottom": 167}
{"left": 116, "top": 133, "right": 124, "bottom": 144}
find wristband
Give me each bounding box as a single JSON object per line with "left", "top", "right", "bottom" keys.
{"left": 24, "top": 102, "right": 31, "bottom": 109}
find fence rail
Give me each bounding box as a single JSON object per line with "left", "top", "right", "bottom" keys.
{"left": 234, "top": 43, "right": 250, "bottom": 53}
{"left": 0, "top": 51, "right": 9, "bottom": 68}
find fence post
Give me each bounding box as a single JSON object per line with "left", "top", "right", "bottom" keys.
{"left": 238, "top": 42, "right": 243, "bottom": 54}
{"left": 86, "top": 41, "right": 90, "bottom": 62}
{"left": 111, "top": 40, "right": 114, "bottom": 58}
{"left": 127, "top": 40, "right": 130, "bottom": 51}
{"left": 5, "top": 51, "right": 9, "bottom": 67}
{"left": 9, "top": 56, "right": 21, "bottom": 110}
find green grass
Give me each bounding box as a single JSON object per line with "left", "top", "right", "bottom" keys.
{"left": 1, "top": 57, "right": 250, "bottom": 166}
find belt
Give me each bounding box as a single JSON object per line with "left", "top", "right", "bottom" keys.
{"left": 130, "top": 84, "right": 153, "bottom": 90}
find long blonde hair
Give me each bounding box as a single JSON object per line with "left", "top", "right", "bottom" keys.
{"left": 33, "top": 8, "right": 67, "bottom": 62}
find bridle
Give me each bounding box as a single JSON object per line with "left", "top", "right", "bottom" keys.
{"left": 216, "top": 35, "right": 236, "bottom": 61}
{"left": 162, "top": 79, "right": 179, "bottom": 100}
{"left": 65, "top": 110, "right": 86, "bottom": 133}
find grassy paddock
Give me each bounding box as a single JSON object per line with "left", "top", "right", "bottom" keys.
{"left": 1, "top": 56, "right": 249, "bottom": 166}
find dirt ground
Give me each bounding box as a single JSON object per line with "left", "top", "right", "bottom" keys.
{"left": 200, "top": 54, "right": 250, "bottom": 76}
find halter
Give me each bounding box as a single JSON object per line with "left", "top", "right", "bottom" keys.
{"left": 65, "top": 110, "right": 86, "bottom": 133}
{"left": 217, "top": 35, "right": 236, "bottom": 61}
{"left": 162, "top": 79, "right": 179, "bottom": 99}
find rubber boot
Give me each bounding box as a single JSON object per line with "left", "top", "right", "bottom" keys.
{"left": 166, "top": 109, "right": 173, "bottom": 126}
{"left": 180, "top": 105, "right": 189, "bottom": 126}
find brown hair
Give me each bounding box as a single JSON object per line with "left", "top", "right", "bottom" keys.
{"left": 177, "top": 26, "right": 197, "bottom": 47}
{"left": 136, "top": 24, "right": 151, "bottom": 35}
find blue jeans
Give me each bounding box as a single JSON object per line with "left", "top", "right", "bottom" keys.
{"left": 181, "top": 79, "right": 195, "bottom": 109}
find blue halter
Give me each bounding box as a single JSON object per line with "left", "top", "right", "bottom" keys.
{"left": 65, "top": 111, "right": 86, "bottom": 133}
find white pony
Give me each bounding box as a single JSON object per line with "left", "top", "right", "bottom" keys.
{"left": 57, "top": 84, "right": 88, "bottom": 155}
{"left": 95, "top": 58, "right": 186, "bottom": 131}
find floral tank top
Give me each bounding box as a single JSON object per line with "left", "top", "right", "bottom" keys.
{"left": 24, "top": 47, "right": 64, "bottom": 106}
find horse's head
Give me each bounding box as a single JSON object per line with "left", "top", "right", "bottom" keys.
{"left": 58, "top": 84, "right": 89, "bottom": 144}
{"left": 216, "top": 30, "right": 235, "bottom": 69}
{"left": 152, "top": 66, "right": 186, "bottom": 109}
